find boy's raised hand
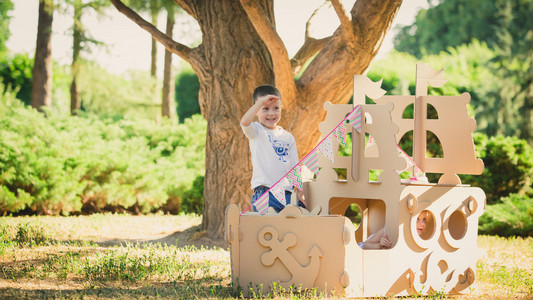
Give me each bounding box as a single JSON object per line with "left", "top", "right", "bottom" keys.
{"left": 240, "top": 94, "right": 281, "bottom": 127}
{"left": 256, "top": 94, "right": 280, "bottom": 107}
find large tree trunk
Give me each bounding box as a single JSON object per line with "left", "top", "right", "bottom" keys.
{"left": 110, "top": 0, "right": 402, "bottom": 240}
{"left": 193, "top": 1, "right": 275, "bottom": 238}
{"left": 70, "top": 0, "right": 82, "bottom": 115}
{"left": 161, "top": 9, "right": 175, "bottom": 119}
{"left": 31, "top": 0, "right": 53, "bottom": 111}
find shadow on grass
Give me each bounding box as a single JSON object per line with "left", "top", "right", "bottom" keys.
{"left": 28, "top": 224, "right": 229, "bottom": 251}
{"left": 92, "top": 224, "right": 228, "bottom": 250}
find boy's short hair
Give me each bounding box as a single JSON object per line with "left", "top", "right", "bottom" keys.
{"left": 253, "top": 85, "right": 281, "bottom": 104}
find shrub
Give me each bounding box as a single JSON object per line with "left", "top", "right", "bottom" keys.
{"left": 175, "top": 67, "right": 201, "bottom": 123}
{"left": 180, "top": 175, "right": 204, "bottom": 214}
{"left": 479, "top": 192, "right": 533, "bottom": 237}
{"left": 463, "top": 134, "right": 533, "bottom": 204}
{"left": 0, "top": 53, "right": 33, "bottom": 105}
{"left": 0, "top": 89, "right": 206, "bottom": 215}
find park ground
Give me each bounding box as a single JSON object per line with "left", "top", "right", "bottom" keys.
{"left": 0, "top": 214, "right": 531, "bottom": 299}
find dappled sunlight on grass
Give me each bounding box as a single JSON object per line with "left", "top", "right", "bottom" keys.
{"left": 0, "top": 216, "right": 531, "bottom": 299}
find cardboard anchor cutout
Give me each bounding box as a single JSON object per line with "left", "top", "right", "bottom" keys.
{"left": 226, "top": 63, "right": 486, "bottom": 297}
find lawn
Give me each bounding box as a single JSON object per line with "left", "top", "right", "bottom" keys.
{"left": 0, "top": 214, "right": 531, "bottom": 299}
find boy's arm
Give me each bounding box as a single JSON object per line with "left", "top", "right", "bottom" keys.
{"left": 240, "top": 101, "right": 262, "bottom": 127}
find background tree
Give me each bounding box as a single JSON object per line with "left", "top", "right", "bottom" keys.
{"left": 110, "top": 0, "right": 403, "bottom": 239}
{"left": 150, "top": 1, "right": 162, "bottom": 78}
{"left": 161, "top": 3, "right": 175, "bottom": 119}
{"left": 394, "top": 0, "right": 504, "bottom": 57}
{"left": 31, "top": 0, "right": 53, "bottom": 111}
{"left": 125, "top": 0, "right": 162, "bottom": 77}
{"left": 69, "top": 0, "right": 109, "bottom": 115}
{"left": 0, "top": 0, "right": 13, "bottom": 58}
{"left": 394, "top": 0, "right": 533, "bottom": 145}
{"left": 175, "top": 67, "right": 200, "bottom": 123}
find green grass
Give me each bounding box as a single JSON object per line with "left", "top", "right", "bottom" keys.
{"left": 0, "top": 215, "right": 531, "bottom": 299}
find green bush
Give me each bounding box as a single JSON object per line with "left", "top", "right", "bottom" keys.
{"left": 0, "top": 53, "right": 33, "bottom": 105}
{"left": 175, "top": 67, "right": 201, "bottom": 123}
{"left": 463, "top": 134, "right": 533, "bottom": 204}
{"left": 180, "top": 175, "right": 204, "bottom": 214}
{"left": 78, "top": 62, "right": 160, "bottom": 119}
{"left": 479, "top": 192, "right": 533, "bottom": 237}
{"left": 0, "top": 88, "right": 206, "bottom": 215}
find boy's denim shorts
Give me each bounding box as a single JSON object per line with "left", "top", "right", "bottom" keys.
{"left": 251, "top": 186, "right": 305, "bottom": 213}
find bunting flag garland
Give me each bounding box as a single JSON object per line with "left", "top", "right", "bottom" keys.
{"left": 413, "top": 165, "right": 425, "bottom": 179}
{"left": 244, "top": 104, "right": 367, "bottom": 216}
{"left": 270, "top": 178, "right": 288, "bottom": 205}
{"left": 285, "top": 165, "right": 304, "bottom": 190}
{"left": 346, "top": 105, "right": 363, "bottom": 133}
{"left": 396, "top": 145, "right": 425, "bottom": 179}
{"left": 397, "top": 146, "right": 413, "bottom": 173}
{"left": 317, "top": 134, "right": 334, "bottom": 162}
{"left": 334, "top": 121, "right": 348, "bottom": 147}
{"left": 253, "top": 191, "right": 269, "bottom": 214}
{"left": 302, "top": 150, "right": 320, "bottom": 175}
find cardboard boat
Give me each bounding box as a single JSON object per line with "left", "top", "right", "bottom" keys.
{"left": 226, "top": 64, "right": 485, "bottom": 297}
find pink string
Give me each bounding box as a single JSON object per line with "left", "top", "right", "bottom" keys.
{"left": 239, "top": 105, "right": 362, "bottom": 220}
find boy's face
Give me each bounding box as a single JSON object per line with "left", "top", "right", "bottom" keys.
{"left": 257, "top": 98, "right": 282, "bottom": 129}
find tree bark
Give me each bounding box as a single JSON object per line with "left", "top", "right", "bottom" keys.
{"left": 70, "top": 0, "right": 82, "bottom": 115}
{"left": 31, "top": 0, "right": 53, "bottom": 111}
{"left": 110, "top": 0, "right": 403, "bottom": 239}
{"left": 161, "top": 8, "right": 175, "bottom": 119}
{"left": 150, "top": 7, "right": 159, "bottom": 77}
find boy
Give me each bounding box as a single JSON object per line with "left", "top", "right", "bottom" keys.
{"left": 240, "top": 84, "right": 306, "bottom": 212}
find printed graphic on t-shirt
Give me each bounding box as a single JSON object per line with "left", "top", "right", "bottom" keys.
{"left": 272, "top": 140, "right": 290, "bottom": 162}
{"left": 267, "top": 133, "right": 290, "bottom": 162}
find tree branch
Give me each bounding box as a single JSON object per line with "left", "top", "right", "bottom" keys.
{"left": 330, "top": 0, "right": 355, "bottom": 43}
{"left": 173, "top": 0, "right": 196, "bottom": 20}
{"left": 296, "top": 0, "right": 402, "bottom": 111}
{"left": 109, "top": 0, "right": 193, "bottom": 63}
{"left": 290, "top": 2, "right": 331, "bottom": 74}
{"left": 290, "top": 37, "right": 330, "bottom": 74}
{"left": 238, "top": 0, "right": 296, "bottom": 98}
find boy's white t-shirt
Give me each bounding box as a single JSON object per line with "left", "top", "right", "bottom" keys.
{"left": 241, "top": 122, "right": 299, "bottom": 191}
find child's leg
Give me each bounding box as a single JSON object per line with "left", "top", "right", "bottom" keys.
{"left": 269, "top": 192, "right": 285, "bottom": 212}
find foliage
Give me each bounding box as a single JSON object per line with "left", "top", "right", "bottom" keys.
{"left": 78, "top": 62, "right": 161, "bottom": 119}
{"left": 392, "top": 0, "right": 533, "bottom": 145}
{"left": 0, "top": 0, "right": 13, "bottom": 57}
{"left": 393, "top": 0, "right": 532, "bottom": 58}
{"left": 181, "top": 175, "right": 204, "bottom": 214}
{"left": 175, "top": 66, "right": 201, "bottom": 123}
{"left": 0, "top": 88, "right": 206, "bottom": 215}
{"left": 463, "top": 134, "right": 533, "bottom": 204}
{"left": 479, "top": 192, "right": 533, "bottom": 237}
{"left": 0, "top": 53, "right": 33, "bottom": 105}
